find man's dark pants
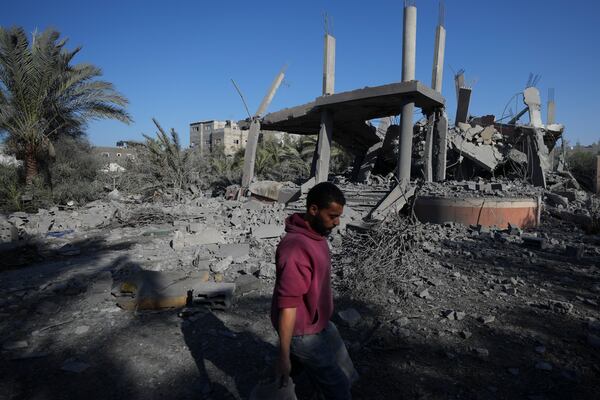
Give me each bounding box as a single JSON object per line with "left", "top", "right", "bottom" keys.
{"left": 290, "top": 321, "right": 358, "bottom": 400}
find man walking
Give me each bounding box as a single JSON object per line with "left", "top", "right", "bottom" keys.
{"left": 271, "top": 182, "right": 358, "bottom": 399}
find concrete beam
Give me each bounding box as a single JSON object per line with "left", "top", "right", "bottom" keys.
{"left": 241, "top": 120, "right": 260, "bottom": 187}
{"left": 433, "top": 110, "right": 448, "bottom": 181}
{"left": 455, "top": 87, "right": 471, "bottom": 124}
{"left": 314, "top": 110, "right": 333, "bottom": 183}
{"left": 322, "top": 34, "right": 336, "bottom": 95}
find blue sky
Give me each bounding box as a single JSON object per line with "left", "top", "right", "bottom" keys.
{"left": 2, "top": 0, "right": 600, "bottom": 147}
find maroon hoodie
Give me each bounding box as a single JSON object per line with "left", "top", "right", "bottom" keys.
{"left": 271, "top": 213, "right": 333, "bottom": 336}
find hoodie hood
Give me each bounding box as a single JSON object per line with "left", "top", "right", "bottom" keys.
{"left": 284, "top": 213, "right": 326, "bottom": 241}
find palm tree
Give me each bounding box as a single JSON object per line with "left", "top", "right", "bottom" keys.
{"left": 142, "top": 119, "right": 190, "bottom": 200}
{"left": 0, "top": 27, "right": 131, "bottom": 184}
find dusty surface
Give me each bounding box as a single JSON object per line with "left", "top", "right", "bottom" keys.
{"left": 1, "top": 196, "right": 599, "bottom": 400}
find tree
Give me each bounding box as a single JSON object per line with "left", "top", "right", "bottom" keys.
{"left": 142, "top": 119, "right": 190, "bottom": 201}
{"left": 0, "top": 26, "right": 131, "bottom": 184}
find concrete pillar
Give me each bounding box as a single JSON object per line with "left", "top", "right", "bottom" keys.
{"left": 547, "top": 88, "right": 556, "bottom": 125}
{"left": 431, "top": 24, "right": 446, "bottom": 93}
{"left": 398, "top": 4, "right": 417, "bottom": 183}
{"left": 322, "top": 34, "right": 336, "bottom": 95}
{"left": 402, "top": 5, "right": 417, "bottom": 82}
{"left": 455, "top": 87, "right": 471, "bottom": 124}
{"left": 595, "top": 156, "right": 600, "bottom": 194}
{"left": 397, "top": 102, "right": 415, "bottom": 183}
{"left": 240, "top": 65, "right": 286, "bottom": 187}
{"left": 423, "top": 114, "right": 434, "bottom": 182}
{"left": 433, "top": 110, "right": 448, "bottom": 181}
{"left": 256, "top": 65, "right": 287, "bottom": 117}
{"left": 523, "top": 87, "right": 543, "bottom": 128}
{"left": 314, "top": 110, "right": 333, "bottom": 183}
{"left": 310, "top": 32, "right": 336, "bottom": 183}
{"left": 241, "top": 120, "right": 260, "bottom": 187}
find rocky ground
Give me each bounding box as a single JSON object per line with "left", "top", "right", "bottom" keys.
{"left": 1, "top": 188, "right": 599, "bottom": 400}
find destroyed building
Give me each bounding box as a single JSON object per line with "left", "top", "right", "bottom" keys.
{"left": 1, "top": 3, "right": 599, "bottom": 400}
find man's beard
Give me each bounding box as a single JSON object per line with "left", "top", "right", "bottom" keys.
{"left": 311, "top": 215, "right": 332, "bottom": 236}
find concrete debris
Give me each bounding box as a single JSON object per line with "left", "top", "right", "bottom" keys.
{"left": 2, "top": 340, "right": 29, "bottom": 350}
{"left": 211, "top": 256, "right": 233, "bottom": 273}
{"left": 337, "top": 308, "right": 361, "bottom": 327}
{"left": 248, "top": 181, "right": 300, "bottom": 204}
{"left": 113, "top": 270, "right": 236, "bottom": 310}
{"left": 234, "top": 274, "right": 260, "bottom": 295}
{"left": 251, "top": 224, "right": 284, "bottom": 239}
{"left": 61, "top": 358, "right": 91, "bottom": 373}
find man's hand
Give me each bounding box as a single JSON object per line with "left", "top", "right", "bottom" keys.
{"left": 275, "top": 353, "right": 292, "bottom": 387}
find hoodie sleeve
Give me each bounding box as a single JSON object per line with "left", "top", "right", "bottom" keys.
{"left": 275, "top": 249, "right": 312, "bottom": 309}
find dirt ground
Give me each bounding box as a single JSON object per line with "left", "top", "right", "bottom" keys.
{"left": 1, "top": 210, "right": 599, "bottom": 400}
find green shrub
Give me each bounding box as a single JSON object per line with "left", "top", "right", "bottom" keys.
{"left": 48, "top": 136, "right": 104, "bottom": 204}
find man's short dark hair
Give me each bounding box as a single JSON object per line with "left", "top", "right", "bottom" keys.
{"left": 306, "top": 182, "right": 346, "bottom": 209}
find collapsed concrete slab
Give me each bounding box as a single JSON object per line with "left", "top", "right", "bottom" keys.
{"left": 448, "top": 132, "right": 503, "bottom": 172}
{"left": 113, "top": 270, "right": 235, "bottom": 310}
{"left": 368, "top": 184, "right": 416, "bottom": 221}
{"left": 248, "top": 181, "right": 300, "bottom": 204}
{"left": 251, "top": 224, "right": 284, "bottom": 239}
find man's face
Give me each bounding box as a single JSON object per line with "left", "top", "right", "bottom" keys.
{"left": 307, "top": 202, "right": 344, "bottom": 236}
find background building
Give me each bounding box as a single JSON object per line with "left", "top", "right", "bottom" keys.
{"left": 190, "top": 120, "right": 248, "bottom": 156}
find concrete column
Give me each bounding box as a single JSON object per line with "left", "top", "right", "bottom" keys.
{"left": 397, "top": 102, "right": 415, "bottom": 183}
{"left": 431, "top": 24, "right": 446, "bottom": 93}
{"left": 398, "top": 4, "right": 417, "bottom": 183}
{"left": 455, "top": 87, "right": 471, "bottom": 124}
{"left": 322, "top": 34, "right": 336, "bottom": 95}
{"left": 402, "top": 5, "right": 417, "bottom": 82}
{"left": 423, "top": 114, "right": 434, "bottom": 182}
{"left": 314, "top": 110, "right": 333, "bottom": 183}
{"left": 595, "top": 156, "right": 600, "bottom": 194}
{"left": 433, "top": 110, "right": 448, "bottom": 181}
{"left": 241, "top": 120, "right": 260, "bottom": 187}
{"left": 310, "top": 33, "right": 336, "bottom": 183}
{"left": 523, "top": 87, "right": 543, "bottom": 128}
{"left": 547, "top": 88, "right": 556, "bottom": 125}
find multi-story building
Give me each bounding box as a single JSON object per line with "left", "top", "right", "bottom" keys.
{"left": 92, "top": 142, "right": 138, "bottom": 172}
{"left": 190, "top": 120, "right": 249, "bottom": 156}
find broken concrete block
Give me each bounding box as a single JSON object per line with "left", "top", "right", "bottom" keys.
{"left": 418, "top": 288, "right": 433, "bottom": 300}
{"left": 2, "top": 340, "right": 28, "bottom": 350}
{"left": 211, "top": 256, "right": 233, "bottom": 273}
{"left": 258, "top": 261, "right": 276, "bottom": 279}
{"left": 215, "top": 243, "right": 250, "bottom": 261}
{"left": 457, "top": 122, "right": 471, "bottom": 132}
{"left": 61, "top": 358, "right": 91, "bottom": 373}
{"left": 369, "top": 183, "right": 416, "bottom": 220}
{"left": 249, "top": 181, "right": 300, "bottom": 204}
{"left": 187, "top": 222, "right": 204, "bottom": 233}
{"left": 74, "top": 326, "right": 90, "bottom": 335}
{"left": 251, "top": 224, "right": 284, "bottom": 239}
{"left": 480, "top": 126, "right": 495, "bottom": 144}
{"left": 565, "top": 245, "right": 584, "bottom": 260}
{"left": 522, "top": 235, "right": 546, "bottom": 250}
{"left": 235, "top": 274, "right": 260, "bottom": 295}
{"left": 545, "top": 192, "right": 569, "bottom": 208}
{"left": 449, "top": 133, "right": 502, "bottom": 172}
{"left": 337, "top": 308, "right": 361, "bottom": 327}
